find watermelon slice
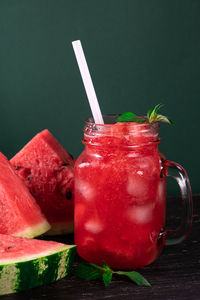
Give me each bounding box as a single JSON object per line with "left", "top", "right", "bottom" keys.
{"left": 10, "top": 129, "right": 75, "bottom": 235}
{"left": 0, "top": 234, "right": 76, "bottom": 295}
{"left": 0, "top": 153, "right": 50, "bottom": 238}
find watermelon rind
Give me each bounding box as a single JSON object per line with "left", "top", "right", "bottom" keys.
{"left": 14, "top": 221, "right": 51, "bottom": 239}
{"left": 0, "top": 244, "right": 76, "bottom": 295}
{"left": 45, "top": 222, "right": 74, "bottom": 236}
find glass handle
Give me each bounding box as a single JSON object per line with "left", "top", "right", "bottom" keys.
{"left": 163, "top": 160, "right": 193, "bottom": 246}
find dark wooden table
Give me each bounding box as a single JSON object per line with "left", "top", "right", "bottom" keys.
{"left": 1, "top": 195, "right": 200, "bottom": 300}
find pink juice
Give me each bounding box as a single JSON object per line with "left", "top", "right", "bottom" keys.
{"left": 75, "top": 116, "right": 167, "bottom": 269}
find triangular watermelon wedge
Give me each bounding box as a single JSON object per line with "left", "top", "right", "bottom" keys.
{"left": 11, "top": 129, "right": 74, "bottom": 235}
{"left": 0, "top": 153, "right": 50, "bottom": 238}
{"left": 0, "top": 234, "right": 76, "bottom": 295}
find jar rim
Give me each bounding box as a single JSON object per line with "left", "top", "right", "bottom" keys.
{"left": 84, "top": 114, "right": 160, "bottom": 132}
{"left": 83, "top": 114, "right": 160, "bottom": 148}
{"left": 84, "top": 114, "right": 159, "bottom": 127}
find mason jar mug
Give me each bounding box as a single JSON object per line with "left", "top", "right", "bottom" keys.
{"left": 74, "top": 115, "right": 193, "bottom": 269}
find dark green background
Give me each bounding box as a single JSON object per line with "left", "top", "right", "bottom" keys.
{"left": 0, "top": 0, "right": 199, "bottom": 195}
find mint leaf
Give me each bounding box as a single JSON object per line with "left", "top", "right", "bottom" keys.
{"left": 102, "top": 271, "right": 112, "bottom": 286}
{"left": 148, "top": 103, "right": 163, "bottom": 122}
{"left": 117, "top": 112, "right": 146, "bottom": 123}
{"left": 117, "top": 112, "right": 136, "bottom": 122}
{"left": 73, "top": 262, "right": 151, "bottom": 287}
{"left": 88, "top": 262, "right": 105, "bottom": 271}
{"left": 73, "top": 262, "right": 112, "bottom": 286}
{"left": 152, "top": 103, "right": 165, "bottom": 114}
{"left": 155, "top": 114, "right": 173, "bottom": 124}
{"left": 102, "top": 261, "right": 113, "bottom": 285}
{"left": 72, "top": 263, "right": 102, "bottom": 280}
{"left": 147, "top": 108, "right": 153, "bottom": 119}
{"left": 102, "top": 261, "right": 112, "bottom": 272}
{"left": 148, "top": 103, "right": 173, "bottom": 124}
{"left": 116, "top": 271, "right": 151, "bottom": 287}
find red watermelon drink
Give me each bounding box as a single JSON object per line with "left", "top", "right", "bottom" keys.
{"left": 72, "top": 41, "right": 192, "bottom": 269}
{"left": 74, "top": 114, "right": 192, "bottom": 270}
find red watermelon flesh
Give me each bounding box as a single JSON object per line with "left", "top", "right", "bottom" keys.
{"left": 0, "top": 233, "right": 75, "bottom": 263}
{"left": 0, "top": 153, "right": 50, "bottom": 238}
{"left": 10, "top": 129, "right": 75, "bottom": 235}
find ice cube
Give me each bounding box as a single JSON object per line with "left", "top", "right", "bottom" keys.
{"left": 78, "top": 162, "right": 90, "bottom": 168}
{"left": 137, "top": 170, "right": 143, "bottom": 176}
{"left": 76, "top": 180, "right": 95, "bottom": 201}
{"left": 126, "top": 203, "right": 155, "bottom": 224}
{"left": 137, "top": 157, "right": 155, "bottom": 172}
{"left": 127, "top": 175, "right": 149, "bottom": 202}
{"left": 85, "top": 220, "right": 104, "bottom": 234}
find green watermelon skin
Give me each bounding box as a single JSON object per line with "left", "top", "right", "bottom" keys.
{"left": 10, "top": 129, "right": 75, "bottom": 235}
{"left": 0, "top": 153, "right": 50, "bottom": 238}
{"left": 0, "top": 234, "right": 76, "bottom": 295}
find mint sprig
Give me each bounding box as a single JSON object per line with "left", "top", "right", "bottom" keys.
{"left": 147, "top": 103, "right": 172, "bottom": 124}
{"left": 116, "top": 112, "right": 146, "bottom": 123}
{"left": 117, "top": 104, "right": 173, "bottom": 124}
{"left": 72, "top": 261, "right": 151, "bottom": 287}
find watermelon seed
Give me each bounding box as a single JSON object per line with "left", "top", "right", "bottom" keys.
{"left": 15, "top": 166, "right": 21, "bottom": 170}
{"left": 7, "top": 246, "right": 13, "bottom": 250}
{"left": 69, "top": 153, "right": 74, "bottom": 160}
{"left": 27, "top": 176, "right": 31, "bottom": 181}
{"left": 62, "top": 163, "right": 68, "bottom": 167}
{"left": 66, "top": 190, "right": 72, "bottom": 200}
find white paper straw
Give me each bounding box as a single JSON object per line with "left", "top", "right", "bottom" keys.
{"left": 72, "top": 40, "right": 104, "bottom": 124}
